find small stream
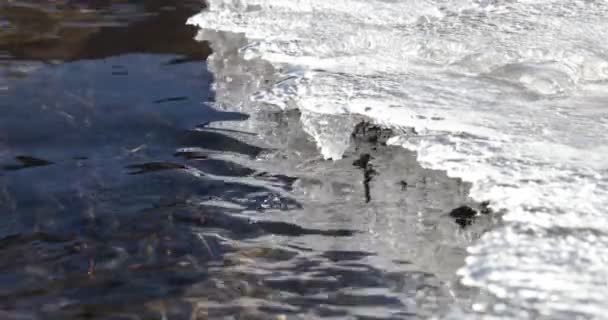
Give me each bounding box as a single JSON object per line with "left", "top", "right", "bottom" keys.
{"left": 0, "top": 2, "right": 489, "bottom": 319}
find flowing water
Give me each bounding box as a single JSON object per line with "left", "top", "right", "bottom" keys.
{"left": 0, "top": 1, "right": 496, "bottom": 319}
{"left": 187, "top": 0, "right": 608, "bottom": 319}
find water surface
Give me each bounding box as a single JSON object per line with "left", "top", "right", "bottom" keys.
{"left": 0, "top": 1, "right": 486, "bottom": 319}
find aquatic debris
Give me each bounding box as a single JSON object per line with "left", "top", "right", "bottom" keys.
{"left": 449, "top": 205, "right": 478, "bottom": 228}
{"left": 352, "top": 153, "right": 377, "bottom": 203}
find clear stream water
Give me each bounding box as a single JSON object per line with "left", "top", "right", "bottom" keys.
{"left": 0, "top": 0, "right": 606, "bottom": 319}
{"left": 188, "top": 0, "right": 608, "bottom": 319}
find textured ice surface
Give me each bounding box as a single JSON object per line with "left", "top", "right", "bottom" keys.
{"left": 188, "top": 1, "right": 608, "bottom": 318}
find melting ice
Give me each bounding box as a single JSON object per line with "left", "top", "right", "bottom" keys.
{"left": 188, "top": 0, "right": 608, "bottom": 318}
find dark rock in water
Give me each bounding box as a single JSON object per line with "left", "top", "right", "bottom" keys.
{"left": 449, "top": 206, "right": 478, "bottom": 228}
{"left": 351, "top": 121, "right": 394, "bottom": 146}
